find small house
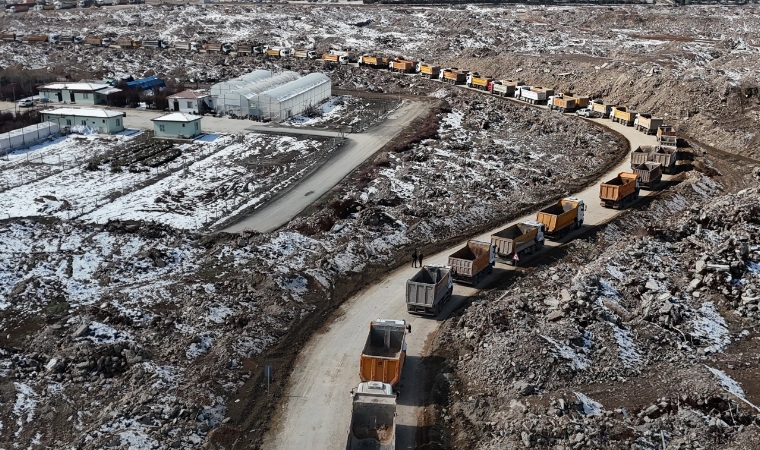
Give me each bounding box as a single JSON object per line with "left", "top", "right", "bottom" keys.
{"left": 168, "top": 90, "right": 213, "bottom": 114}
{"left": 38, "top": 82, "right": 122, "bottom": 105}
{"left": 41, "top": 107, "right": 125, "bottom": 134}
{"left": 151, "top": 113, "right": 202, "bottom": 139}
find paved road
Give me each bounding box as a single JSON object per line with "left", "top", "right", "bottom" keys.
{"left": 262, "top": 116, "right": 661, "bottom": 450}
{"left": 222, "top": 100, "right": 430, "bottom": 233}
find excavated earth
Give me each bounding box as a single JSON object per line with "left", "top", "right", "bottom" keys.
{"left": 1, "top": 4, "right": 760, "bottom": 450}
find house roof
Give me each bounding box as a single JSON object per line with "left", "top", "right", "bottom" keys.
{"left": 39, "top": 82, "right": 111, "bottom": 92}
{"left": 168, "top": 90, "right": 210, "bottom": 99}
{"left": 126, "top": 76, "right": 165, "bottom": 90}
{"left": 41, "top": 108, "right": 124, "bottom": 118}
{"left": 97, "top": 87, "right": 123, "bottom": 95}
{"left": 152, "top": 113, "right": 201, "bottom": 123}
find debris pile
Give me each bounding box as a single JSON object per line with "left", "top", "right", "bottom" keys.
{"left": 433, "top": 171, "right": 760, "bottom": 449}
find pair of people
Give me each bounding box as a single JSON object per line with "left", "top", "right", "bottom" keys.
{"left": 411, "top": 249, "right": 424, "bottom": 268}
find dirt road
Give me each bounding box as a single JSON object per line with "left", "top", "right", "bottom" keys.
{"left": 262, "top": 117, "right": 660, "bottom": 449}
{"left": 222, "top": 100, "right": 430, "bottom": 233}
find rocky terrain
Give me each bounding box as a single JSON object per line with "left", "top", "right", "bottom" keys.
{"left": 430, "top": 165, "right": 760, "bottom": 449}
{"left": 2, "top": 3, "right": 760, "bottom": 449}
{"left": 0, "top": 85, "right": 622, "bottom": 448}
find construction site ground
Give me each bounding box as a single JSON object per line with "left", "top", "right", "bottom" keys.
{"left": 1, "top": 4, "right": 760, "bottom": 450}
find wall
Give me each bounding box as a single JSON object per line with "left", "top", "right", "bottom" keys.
{"left": 153, "top": 119, "right": 201, "bottom": 138}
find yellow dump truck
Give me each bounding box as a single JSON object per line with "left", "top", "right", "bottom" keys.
{"left": 550, "top": 93, "right": 578, "bottom": 112}
{"left": 466, "top": 72, "right": 493, "bottom": 90}
{"left": 448, "top": 240, "right": 495, "bottom": 285}
{"left": 417, "top": 63, "right": 440, "bottom": 79}
{"left": 359, "top": 55, "right": 389, "bottom": 68}
{"left": 390, "top": 59, "right": 415, "bottom": 73}
{"left": 613, "top": 108, "right": 637, "bottom": 126}
{"left": 657, "top": 125, "right": 677, "bottom": 147}
{"left": 490, "top": 221, "right": 545, "bottom": 265}
{"left": 439, "top": 68, "right": 468, "bottom": 85}
{"left": 600, "top": 172, "right": 640, "bottom": 209}
{"left": 591, "top": 101, "right": 613, "bottom": 118}
{"left": 359, "top": 319, "right": 409, "bottom": 387}
{"left": 536, "top": 197, "right": 586, "bottom": 239}
{"left": 636, "top": 114, "right": 664, "bottom": 135}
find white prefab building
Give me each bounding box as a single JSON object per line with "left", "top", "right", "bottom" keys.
{"left": 0, "top": 122, "right": 60, "bottom": 152}
{"left": 168, "top": 90, "right": 214, "bottom": 114}
{"left": 211, "top": 71, "right": 300, "bottom": 117}
{"left": 152, "top": 113, "right": 202, "bottom": 139}
{"left": 256, "top": 73, "right": 332, "bottom": 121}
{"left": 38, "top": 82, "right": 122, "bottom": 105}
{"left": 41, "top": 108, "right": 125, "bottom": 134}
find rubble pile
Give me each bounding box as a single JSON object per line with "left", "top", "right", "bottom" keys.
{"left": 432, "top": 171, "right": 760, "bottom": 449}
{"left": 5, "top": 4, "right": 759, "bottom": 158}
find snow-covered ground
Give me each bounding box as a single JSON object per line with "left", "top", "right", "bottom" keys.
{"left": 0, "top": 132, "right": 332, "bottom": 229}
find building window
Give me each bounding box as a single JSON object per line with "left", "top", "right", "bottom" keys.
{"left": 195, "top": 122, "right": 199, "bottom": 130}
{"left": 66, "top": 119, "right": 71, "bottom": 126}
{"left": 187, "top": 101, "right": 193, "bottom": 108}
{"left": 102, "top": 120, "right": 105, "bottom": 123}
{"left": 159, "top": 124, "right": 165, "bottom": 132}
{"left": 82, "top": 93, "right": 90, "bottom": 99}
{"left": 81, "top": 120, "right": 86, "bottom": 126}
{"left": 116, "top": 119, "right": 120, "bottom": 126}
{"left": 182, "top": 124, "right": 185, "bottom": 127}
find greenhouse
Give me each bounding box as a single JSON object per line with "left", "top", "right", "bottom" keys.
{"left": 255, "top": 73, "right": 332, "bottom": 121}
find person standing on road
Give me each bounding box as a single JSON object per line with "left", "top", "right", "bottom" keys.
{"left": 411, "top": 249, "right": 418, "bottom": 268}
{"left": 418, "top": 251, "right": 424, "bottom": 268}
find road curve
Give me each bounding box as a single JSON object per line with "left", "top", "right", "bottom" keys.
{"left": 262, "top": 115, "right": 661, "bottom": 449}
{"left": 223, "top": 100, "right": 430, "bottom": 233}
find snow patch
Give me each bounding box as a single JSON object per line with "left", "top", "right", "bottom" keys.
{"left": 612, "top": 325, "right": 641, "bottom": 367}
{"left": 541, "top": 335, "right": 590, "bottom": 370}
{"left": 574, "top": 392, "right": 604, "bottom": 416}
{"left": 690, "top": 302, "right": 730, "bottom": 354}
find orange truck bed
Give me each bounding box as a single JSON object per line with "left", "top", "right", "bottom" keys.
{"left": 600, "top": 172, "right": 639, "bottom": 208}
{"left": 536, "top": 197, "right": 584, "bottom": 238}
{"left": 359, "top": 319, "right": 407, "bottom": 387}
{"left": 447, "top": 240, "right": 494, "bottom": 285}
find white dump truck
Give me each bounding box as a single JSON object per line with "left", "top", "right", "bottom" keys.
{"left": 346, "top": 381, "right": 396, "bottom": 450}
{"left": 405, "top": 265, "right": 453, "bottom": 316}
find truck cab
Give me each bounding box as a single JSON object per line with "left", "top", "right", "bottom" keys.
{"left": 73, "top": 36, "right": 84, "bottom": 44}
{"left": 221, "top": 43, "right": 232, "bottom": 54}
{"left": 566, "top": 197, "right": 586, "bottom": 224}
{"left": 101, "top": 38, "right": 111, "bottom": 47}
{"left": 522, "top": 220, "right": 546, "bottom": 245}
{"left": 48, "top": 34, "right": 60, "bottom": 44}
{"left": 190, "top": 42, "right": 200, "bottom": 52}
{"left": 306, "top": 50, "right": 317, "bottom": 59}
{"left": 279, "top": 47, "right": 292, "bottom": 57}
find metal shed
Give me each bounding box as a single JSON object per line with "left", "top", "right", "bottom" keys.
{"left": 255, "top": 73, "right": 332, "bottom": 121}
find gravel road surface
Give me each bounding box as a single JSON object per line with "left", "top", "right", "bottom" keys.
{"left": 262, "top": 116, "right": 661, "bottom": 450}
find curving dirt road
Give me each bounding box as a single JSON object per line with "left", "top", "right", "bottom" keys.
{"left": 262, "top": 116, "right": 662, "bottom": 449}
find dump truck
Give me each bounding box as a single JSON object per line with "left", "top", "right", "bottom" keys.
{"left": 1, "top": 33, "right": 15, "bottom": 41}
{"left": 204, "top": 42, "right": 231, "bottom": 54}
{"left": 600, "top": 172, "right": 640, "bottom": 209}
{"left": 359, "top": 319, "right": 408, "bottom": 387}
{"left": 517, "top": 86, "right": 550, "bottom": 104}
{"left": 448, "top": 240, "right": 495, "bottom": 285}
{"left": 630, "top": 145, "right": 655, "bottom": 167}
{"left": 34, "top": 3, "right": 54, "bottom": 9}
{"left": 591, "top": 100, "right": 613, "bottom": 118}
{"left": 346, "top": 382, "right": 396, "bottom": 450}
{"left": 650, "top": 146, "right": 678, "bottom": 174}
{"left": 173, "top": 41, "right": 199, "bottom": 52}
{"left": 322, "top": 53, "right": 340, "bottom": 63}
{"left": 536, "top": 197, "right": 586, "bottom": 239}
{"left": 632, "top": 162, "right": 662, "bottom": 190}
{"left": 58, "top": 35, "right": 74, "bottom": 44}
{"left": 635, "top": 114, "right": 664, "bottom": 135}
{"left": 143, "top": 40, "right": 169, "bottom": 49}
{"left": 23, "top": 35, "right": 48, "bottom": 43}
{"left": 613, "top": 108, "right": 637, "bottom": 126}
{"left": 657, "top": 125, "right": 677, "bottom": 147}
{"left": 439, "top": 68, "right": 468, "bottom": 85}
{"left": 6, "top": 5, "right": 31, "bottom": 12}
{"left": 265, "top": 46, "right": 292, "bottom": 57}
{"left": 390, "top": 59, "right": 415, "bottom": 73}
{"left": 406, "top": 265, "right": 453, "bottom": 316}
{"left": 53, "top": 0, "right": 75, "bottom": 8}
{"left": 235, "top": 44, "right": 252, "bottom": 54}
{"left": 466, "top": 72, "right": 492, "bottom": 90}
{"left": 359, "top": 55, "right": 389, "bottom": 68}
{"left": 417, "top": 62, "right": 440, "bottom": 79}
{"left": 490, "top": 221, "right": 545, "bottom": 265}
{"left": 573, "top": 95, "right": 590, "bottom": 109}
{"left": 84, "top": 37, "right": 104, "bottom": 46}
{"left": 489, "top": 80, "right": 516, "bottom": 97}
{"left": 550, "top": 93, "right": 578, "bottom": 112}
{"left": 116, "top": 38, "right": 137, "bottom": 48}
{"left": 294, "top": 49, "right": 317, "bottom": 59}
